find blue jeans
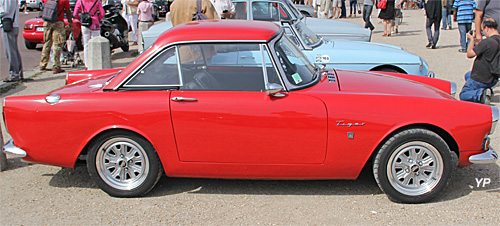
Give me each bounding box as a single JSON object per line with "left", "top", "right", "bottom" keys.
{"left": 459, "top": 71, "right": 498, "bottom": 102}
{"left": 350, "top": 0, "right": 357, "bottom": 15}
{"left": 363, "top": 4, "right": 374, "bottom": 30}
{"left": 441, "top": 9, "right": 451, "bottom": 29}
{"left": 458, "top": 23, "right": 472, "bottom": 51}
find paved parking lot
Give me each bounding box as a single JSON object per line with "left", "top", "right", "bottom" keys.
{"left": 0, "top": 8, "right": 499, "bottom": 225}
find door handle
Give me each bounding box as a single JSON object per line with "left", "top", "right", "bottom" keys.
{"left": 171, "top": 97, "right": 198, "bottom": 102}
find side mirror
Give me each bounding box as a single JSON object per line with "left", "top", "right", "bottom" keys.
{"left": 266, "top": 83, "right": 285, "bottom": 97}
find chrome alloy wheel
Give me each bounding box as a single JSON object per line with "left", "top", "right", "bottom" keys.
{"left": 387, "top": 141, "right": 444, "bottom": 196}
{"left": 96, "top": 138, "right": 150, "bottom": 191}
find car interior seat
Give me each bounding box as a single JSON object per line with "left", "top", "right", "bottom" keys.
{"left": 185, "top": 70, "right": 222, "bottom": 90}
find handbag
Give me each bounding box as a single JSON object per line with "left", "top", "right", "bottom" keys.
{"left": 81, "top": 0, "right": 99, "bottom": 27}
{"left": 377, "top": 0, "right": 387, "bottom": 10}
{"left": 1, "top": 12, "right": 15, "bottom": 32}
{"left": 192, "top": 0, "right": 209, "bottom": 21}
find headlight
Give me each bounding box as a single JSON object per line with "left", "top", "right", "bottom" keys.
{"left": 491, "top": 106, "right": 499, "bottom": 134}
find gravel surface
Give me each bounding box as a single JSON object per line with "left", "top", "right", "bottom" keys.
{"left": 1, "top": 8, "right": 499, "bottom": 225}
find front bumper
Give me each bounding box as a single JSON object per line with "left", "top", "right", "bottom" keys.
{"left": 469, "top": 148, "right": 498, "bottom": 164}
{"left": 2, "top": 140, "right": 26, "bottom": 157}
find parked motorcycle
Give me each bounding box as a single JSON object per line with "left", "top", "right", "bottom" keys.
{"left": 101, "top": 1, "right": 129, "bottom": 52}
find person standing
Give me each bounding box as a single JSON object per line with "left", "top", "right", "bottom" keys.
{"left": 73, "top": 0, "right": 104, "bottom": 68}
{"left": 474, "top": 0, "right": 500, "bottom": 41}
{"left": 441, "top": 0, "right": 452, "bottom": 30}
{"left": 137, "top": 0, "right": 153, "bottom": 47}
{"left": 332, "top": 0, "right": 342, "bottom": 18}
{"left": 170, "top": 0, "right": 219, "bottom": 27}
{"left": 363, "top": 0, "right": 375, "bottom": 30}
{"left": 39, "top": 0, "right": 72, "bottom": 74}
{"left": 212, "top": 0, "right": 235, "bottom": 19}
{"left": 0, "top": 0, "right": 23, "bottom": 82}
{"left": 453, "top": 0, "right": 475, "bottom": 53}
{"left": 379, "top": 0, "right": 395, "bottom": 37}
{"left": 425, "top": 0, "right": 442, "bottom": 49}
{"left": 349, "top": 0, "right": 357, "bottom": 17}
{"left": 125, "top": 0, "right": 139, "bottom": 45}
{"left": 318, "top": 0, "right": 332, "bottom": 19}
{"left": 460, "top": 19, "right": 500, "bottom": 104}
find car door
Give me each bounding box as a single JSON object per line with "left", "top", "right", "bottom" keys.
{"left": 170, "top": 43, "right": 327, "bottom": 164}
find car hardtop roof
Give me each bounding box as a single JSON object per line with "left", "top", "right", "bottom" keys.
{"left": 154, "top": 20, "right": 282, "bottom": 47}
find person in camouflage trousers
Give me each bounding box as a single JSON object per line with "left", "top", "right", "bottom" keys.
{"left": 39, "top": 0, "right": 72, "bottom": 74}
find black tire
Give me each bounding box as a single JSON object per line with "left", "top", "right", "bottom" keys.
{"left": 25, "top": 40, "right": 37, "bottom": 49}
{"left": 373, "top": 128, "right": 452, "bottom": 203}
{"left": 374, "top": 67, "right": 404, "bottom": 73}
{"left": 87, "top": 131, "right": 163, "bottom": 197}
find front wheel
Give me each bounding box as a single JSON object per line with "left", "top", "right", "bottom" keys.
{"left": 373, "top": 129, "right": 452, "bottom": 203}
{"left": 87, "top": 131, "right": 163, "bottom": 197}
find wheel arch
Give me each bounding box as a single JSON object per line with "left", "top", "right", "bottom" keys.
{"left": 365, "top": 123, "right": 459, "bottom": 167}
{"left": 370, "top": 65, "right": 407, "bottom": 74}
{"left": 74, "top": 128, "right": 161, "bottom": 167}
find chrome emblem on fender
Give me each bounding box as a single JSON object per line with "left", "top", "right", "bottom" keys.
{"left": 336, "top": 121, "right": 366, "bottom": 127}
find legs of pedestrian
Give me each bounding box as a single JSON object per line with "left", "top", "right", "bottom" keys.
{"left": 460, "top": 71, "right": 497, "bottom": 104}
{"left": 363, "top": 4, "right": 374, "bottom": 30}
{"left": 1, "top": 27, "right": 23, "bottom": 82}
{"left": 458, "top": 23, "right": 472, "bottom": 52}
{"left": 81, "top": 26, "right": 101, "bottom": 68}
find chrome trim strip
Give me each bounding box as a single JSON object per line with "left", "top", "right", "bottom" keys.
{"left": 491, "top": 106, "right": 499, "bottom": 134}
{"left": 324, "top": 63, "right": 421, "bottom": 66}
{"left": 469, "top": 147, "right": 498, "bottom": 164}
{"left": 3, "top": 140, "right": 27, "bottom": 157}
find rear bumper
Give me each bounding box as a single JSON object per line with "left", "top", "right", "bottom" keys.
{"left": 2, "top": 140, "right": 26, "bottom": 157}
{"left": 469, "top": 148, "right": 498, "bottom": 164}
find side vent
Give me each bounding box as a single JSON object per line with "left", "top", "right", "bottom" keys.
{"left": 327, "top": 72, "right": 336, "bottom": 83}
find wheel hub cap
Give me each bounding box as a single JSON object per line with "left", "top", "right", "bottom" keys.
{"left": 387, "top": 141, "right": 444, "bottom": 196}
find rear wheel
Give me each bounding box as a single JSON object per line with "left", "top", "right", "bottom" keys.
{"left": 373, "top": 129, "right": 452, "bottom": 203}
{"left": 87, "top": 131, "right": 162, "bottom": 197}
{"left": 373, "top": 67, "right": 403, "bottom": 73}
{"left": 25, "top": 40, "right": 37, "bottom": 49}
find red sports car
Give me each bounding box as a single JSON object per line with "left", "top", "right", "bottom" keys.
{"left": 23, "top": 17, "right": 81, "bottom": 49}
{"left": 3, "top": 20, "right": 498, "bottom": 203}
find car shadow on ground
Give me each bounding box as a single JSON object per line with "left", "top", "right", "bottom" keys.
{"left": 45, "top": 160, "right": 500, "bottom": 203}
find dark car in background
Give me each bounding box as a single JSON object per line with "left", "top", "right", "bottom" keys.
{"left": 154, "top": 0, "right": 172, "bottom": 17}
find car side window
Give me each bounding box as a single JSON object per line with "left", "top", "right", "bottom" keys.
{"left": 125, "top": 47, "right": 181, "bottom": 87}
{"left": 178, "top": 43, "right": 278, "bottom": 92}
{"left": 252, "top": 1, "right": 288, "bottom": 21}
{"left": 234, "top": 2, "right": 247, "bottom": 19}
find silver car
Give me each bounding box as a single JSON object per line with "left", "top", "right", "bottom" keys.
{"left": 143, "top": 0, "right": 371, "bottom": 49}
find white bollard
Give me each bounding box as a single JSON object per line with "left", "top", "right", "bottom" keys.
{"left": 87, "top": 36, "right": 112, "bottom": 70}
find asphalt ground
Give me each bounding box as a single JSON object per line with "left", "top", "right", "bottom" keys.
{"left": 0, "top": 8, "right": 499, "bottom": 225}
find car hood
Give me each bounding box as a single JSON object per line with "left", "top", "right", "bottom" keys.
{"left": 51, "top": 70, "right": 121, "bottom": 94}
{"left": 302, "top": 17, "right": 371, "bottom": 41}
{"left": 303, "top": 40, "right": 421, "bottom": 65}
{"left": 308, "top": 70, "right": 454, "bottom": 100}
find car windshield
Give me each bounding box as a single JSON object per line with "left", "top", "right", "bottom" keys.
{"left": 282, "top": 0, "right": 303, "bottom": 20}
{"left": 274, "top": 36, "right": 316, "bottom": 86}
{"left": 293, "top": 21, "right": 321, "bottom": 48}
